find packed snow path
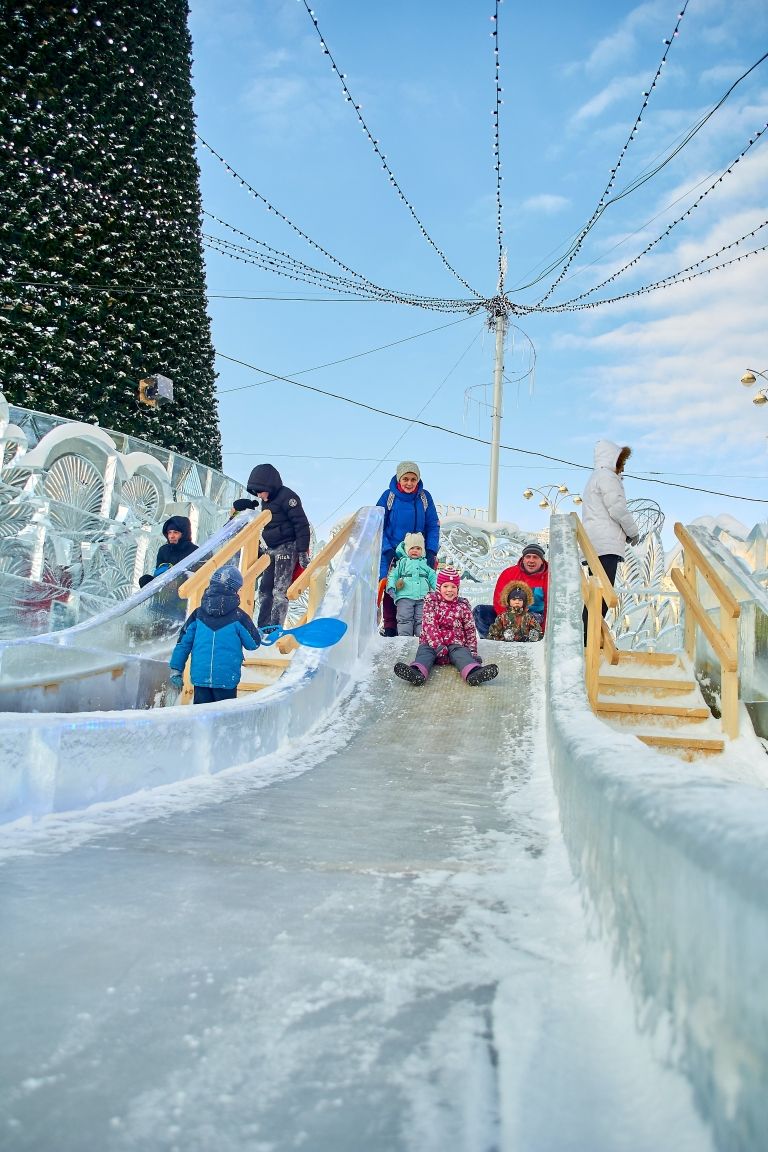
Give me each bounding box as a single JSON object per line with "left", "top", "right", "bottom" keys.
{"left": 0, "top": 643, "right": 711, "bottom": 1152}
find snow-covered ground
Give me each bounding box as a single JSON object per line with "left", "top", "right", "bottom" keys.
{"left": 0, "top": 642, "right": 715, "bottom": 1152}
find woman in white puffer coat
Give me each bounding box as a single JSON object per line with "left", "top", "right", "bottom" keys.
{"left": 581, "top": 440, "right": 640, "bottom": 636}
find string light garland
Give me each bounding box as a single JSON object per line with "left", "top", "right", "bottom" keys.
{"left": 297, "top": 0, "right": 482, "bottom": 299}
{"left": 535, "top": 2, "right": 690, "bottom": 305}
{"left": 202, "top": 227, "right": 481, "bottom": 313}
{"left": 556, "top": 217, "right": 768, "bottom": 311}
{"left": 540, "top": 233, "right": 768, "bottom": 313}
{"left": 491, "top": 1, "right": 505, "bottom": 289}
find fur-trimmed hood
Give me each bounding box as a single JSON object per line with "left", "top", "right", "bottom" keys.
{"left": 499, "top": 579, "right": 533, "bottom": 609}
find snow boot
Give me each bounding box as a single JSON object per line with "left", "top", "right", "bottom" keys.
{"left": 465, "top": 663, "right": 498, "bottom": 686}
{"left": 394, "top": 661, "right": 426, "bottom": 686}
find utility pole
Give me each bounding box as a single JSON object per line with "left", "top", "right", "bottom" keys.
{"left": 487, "top": 253, "right": 508, "bottom": 522}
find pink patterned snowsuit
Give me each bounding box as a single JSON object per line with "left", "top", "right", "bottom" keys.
{"left": 411, "top": 591, "right": 482, "bottom": 680}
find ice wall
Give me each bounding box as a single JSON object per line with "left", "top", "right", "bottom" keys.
{"left": 545, "top": 513, "right": 768, "bottom": 1150}
{"left": 0, "top": 507, "right": 382, "bottom": 826}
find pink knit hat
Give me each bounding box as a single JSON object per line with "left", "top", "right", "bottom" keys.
{"left": 436, "top": 567, "right": 461, "bottom": 588}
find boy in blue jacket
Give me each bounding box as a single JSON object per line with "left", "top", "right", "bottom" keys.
{"left": 386, "top": 532, "right": 437, "bottom": 636}
{"left": 169, "top": 565, "right": 261, "bottom": 704}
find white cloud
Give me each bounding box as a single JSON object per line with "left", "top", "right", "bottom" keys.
{"left": 579, "top": 0, "right": 670, "bottom": 74}
{"left": 570, "top": 76, "right": 644, "bottom": 126}
{"left": 521, "top": 194, "right": 570, "bottom": 214}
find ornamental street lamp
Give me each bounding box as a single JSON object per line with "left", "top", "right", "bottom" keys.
{"left": 523, "top": 484, "right": 582, "bottom": 512}
{"left": 740, "top": 368, "right": 768, "bottom": 405}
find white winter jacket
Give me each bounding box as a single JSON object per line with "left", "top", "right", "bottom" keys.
{"left": 580, "top": 439, "right": 639, "bottom": 556}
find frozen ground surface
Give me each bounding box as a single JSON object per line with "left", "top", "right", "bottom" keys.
{"left": 0, "top": 642, "right": 715, "bottom": 1152}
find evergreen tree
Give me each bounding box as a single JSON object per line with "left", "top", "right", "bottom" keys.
{"left": 0, "top": 0, "right": 222, "bottom": 468}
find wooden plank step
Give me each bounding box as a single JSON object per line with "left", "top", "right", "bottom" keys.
{"left": 243, "top": 654, "right": 293, "bottom": 667}
{"left": 595, "top": 700, "right": 710, "bottom": 719}
{"left": 613, "top": 650, "right": 679, "bottom": 666}
{"left": 598, "top": 676, "right": 696, "bottom": 694}
{"left": 237, "top": 681, "right": 269, "bottom": 694}
{"left": 637, "top": 733, "right": 725, "bottom": 754}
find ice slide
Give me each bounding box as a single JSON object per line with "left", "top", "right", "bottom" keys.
{"left": 1, "top": 514, "right": 768, "bottom": 1150}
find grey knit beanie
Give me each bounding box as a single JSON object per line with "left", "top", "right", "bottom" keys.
{"left": 396, "top": 460, "right": 420, "bottom": 482}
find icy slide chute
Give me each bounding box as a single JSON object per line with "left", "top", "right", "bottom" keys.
{"left": 546, "top": 513, "right": 768, "bottom": 1147}
{"left": 0, "top": 506, "right": 382, "bottom": 825}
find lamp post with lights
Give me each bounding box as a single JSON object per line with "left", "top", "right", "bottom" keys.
{"left": 740, "top": 368, "right": 768, "bottom": 404}
{"left": 523, "top": 484, "right": 582, "bottom": 513}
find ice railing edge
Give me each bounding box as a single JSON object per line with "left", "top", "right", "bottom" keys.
{"left": 0, "top": 506, "right": 383, "bottom": 826}
{"left": 545, "top": 512, "right": 768, "bottom": 1146}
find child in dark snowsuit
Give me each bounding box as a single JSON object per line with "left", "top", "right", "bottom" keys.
{"left": 138, "top": 516, "right": 197, "bottom": 587}
{"left": 169, "top": 565, "right": 261, "bottom": 704}
{"left": 232, "top": 463, "right": 311, "bottom": 628}
{"left": 394, "top": 568, "right": 498, "bottom": 687}
{"left": 488, "top": 580, "right": 543, "bottom": 643}
{"left": 386, "top": 532, "right": 437, "bottom": 636}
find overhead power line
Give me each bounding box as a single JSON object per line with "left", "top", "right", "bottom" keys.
{"left": 216, "top": 314, "right": 476, "bottom": 394}
{"left": 215, "top": 351, "right": 768, "bottom": 504}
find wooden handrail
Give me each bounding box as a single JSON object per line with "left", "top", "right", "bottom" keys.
{"left": 286, "top": 513, "right": 357, "bottom": 601}
{"left": 670, "top": 570, "right": 737, "bottom": 672}
{"left": 177, "top": 510, "right": 271, "bottom": 602}
{"left": 672, "top": 521, "right": 740, "bottom": 738}
{"left": 673, "top": 524, "right": 740, "bottom": 619}
{"left": 571, "top": 512, "right": 618, "bottom": 610}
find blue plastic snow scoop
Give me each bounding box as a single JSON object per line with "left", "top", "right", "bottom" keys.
{"left": 259, "top": 618, "right": 347, "bottom": 648}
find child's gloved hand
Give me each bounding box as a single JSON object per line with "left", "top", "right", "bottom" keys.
{"left": 169, "top": 672, "right": 184, "bottom": 690}
{"left": 527, "top": 632, "right": 542, "bottom": 642}
{"left": 396, "top": 578, "right": 405, "bottom": 590}
{"left": 297, "top": 551, "right": 311, "bottom": 569}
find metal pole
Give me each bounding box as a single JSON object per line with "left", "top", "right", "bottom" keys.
{"left": 487, "top": 306, "right": 506, "bottom": 522}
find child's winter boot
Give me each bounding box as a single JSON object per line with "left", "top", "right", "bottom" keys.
{"left": 394, "top": 661, "right": 427, "bottom": 686}
{"left": 465, "top": 663, "right": 498, "bottom": 686}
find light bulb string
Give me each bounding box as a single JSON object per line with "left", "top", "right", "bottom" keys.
{"left": 297, "top": 0, "right": 482, "bottom": 298}
{"left": 535, "top": 1, "right": 690, "bottom": 305}
{"left": 556, "top": 120, "right": 768, "bottom": 307}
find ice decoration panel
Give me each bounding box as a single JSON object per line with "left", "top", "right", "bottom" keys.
{"left": 0, "top": 394, "right": 249, "bottom": 639}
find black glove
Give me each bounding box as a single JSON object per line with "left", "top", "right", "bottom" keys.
{"left": 138, "top": 574, "right": 154, "bottom": 588}
{"left": 626, "top": 534, "right": 640, "bottom": 546}
{"left": 232, "top": 498, "right": 257, "bottom": 513}
{"left": 426, "top": 551, "right": 437, "bottom": 570}
{"left": 297, "top": 551, "right": 310, "bottom": 569}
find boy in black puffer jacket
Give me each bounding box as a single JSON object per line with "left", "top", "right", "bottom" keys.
{"left": 232, "top": 463, "right": 311, "bottom": 627}
{"left": 138, "top": 516, "right": 197, "bottom": 588}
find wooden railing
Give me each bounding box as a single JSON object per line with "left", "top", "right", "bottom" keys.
{"left": 172, "top": 509, "right": 359, "bottom": 695}
{"left": 670, "top": 522, "right": 740, "bottom": 738}
{"left": 275, "top": 513, "right": 358, "bottom": 653}
{"left": 572, "top": 512, "right": 620, "bottom": 706}
{"left": 175, "top": 510, "right": 272, "bottom": 703}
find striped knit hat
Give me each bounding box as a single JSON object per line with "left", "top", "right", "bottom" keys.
{"left": 436, "top": 567, "right": 461, "bottom": 588}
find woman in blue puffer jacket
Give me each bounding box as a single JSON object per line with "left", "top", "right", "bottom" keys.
{"left": 169, "top": 565, "right": 261, "bottom": 704}
{"left": 376, "top": 460, "right": 440, "bottom": 637}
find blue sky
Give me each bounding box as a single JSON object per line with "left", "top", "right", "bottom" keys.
{"left": 187, "top": 0, "right": 768, "bottom": 543}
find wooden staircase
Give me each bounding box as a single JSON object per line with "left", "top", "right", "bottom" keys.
{"left": 574, "top": 515, "right": 740, "bottom": 761}
{"left": 593, "top": 645, "right": 725, "bottom": 759}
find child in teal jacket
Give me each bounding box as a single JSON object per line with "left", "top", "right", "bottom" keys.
{"left": 386, "top": 532, "right": 437, "bottom": 636}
